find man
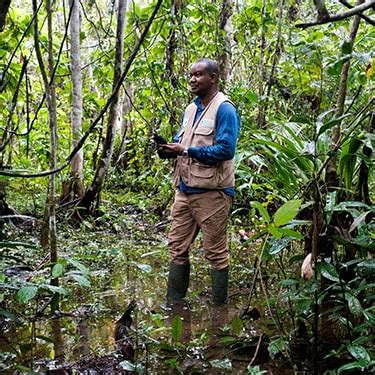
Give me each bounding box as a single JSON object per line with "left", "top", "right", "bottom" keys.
{"left": 158, "top": 58, "right": 240, "bottom": 305}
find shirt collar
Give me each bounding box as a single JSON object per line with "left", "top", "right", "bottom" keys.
{"left": 194, "top": 96, "right": 203, "bottom": 109}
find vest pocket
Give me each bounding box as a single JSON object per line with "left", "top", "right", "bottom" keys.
{"left": 190, "top": 163, "right": 215, "bottom": 179}
{"left": 193, "top": 126, "right": 214, "bottom": 135}
{"left": 189, "top": 162, "right": 221, "bottom": 188}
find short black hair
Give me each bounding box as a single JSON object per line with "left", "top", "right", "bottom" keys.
{"left": 196, "top": 58, "right": 220, "bottom": 77}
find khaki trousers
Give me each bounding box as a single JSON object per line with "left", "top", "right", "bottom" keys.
{"left": 168, "top": 191, "right": 232, "bottom": 270}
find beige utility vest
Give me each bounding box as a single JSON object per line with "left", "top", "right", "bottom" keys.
{"left": 173, "top": 92, "right": 235, "bottom": 189}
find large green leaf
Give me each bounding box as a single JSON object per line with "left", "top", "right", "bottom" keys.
{"left": 347, "top": 344, "right": 371, "bottom": 363}
{"left": 268, "top": 237, "right": 293, "bottom": 255}
{"left": 276, "top": 227, "right": 304, "bottom": 239}
{"left": 231, "top": 316, "right": 244, "bottom": 336}
{"left": 17, "top": 286, "right": 38, "bottom": 302}
{"left": 68, "top": 259, "right": 90, "bottom": 276}
{"left": 273, "top": 199, "right": 302, "bottom": 227}
{"left": 70, "top": 274, "right": 91, "bottom": 287}
{"left": 250, "top": 201, "right": 270, "bottom": 224}
{"left": 345, "top": 294, "right": 363, "bottom": 317}
{"left": 268, "top": 338, "right": 286, "bottom": 359}
{"left": 338, "top": 360, "right": 369, "bottom": 373}
{"left": 52, "top": 263, "right": 64, "bottom": 278}
{"left": 318, "top": 262, "right": 339, "bottom": 282}
{"left": 317, "top": 114, "right": 350, "bottom": 137}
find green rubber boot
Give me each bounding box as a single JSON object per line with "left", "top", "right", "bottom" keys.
{"left": 211, "top": 267, "right": 229, "bottom": 305}
{"left": 167, "top": 262, "right": 190, "bottom": 301}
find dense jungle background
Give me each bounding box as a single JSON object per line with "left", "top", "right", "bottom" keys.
{"left": 0, "top": 0, "right": 374, "bottom": 373}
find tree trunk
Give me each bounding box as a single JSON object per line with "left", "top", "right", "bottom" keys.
{"left": 116, "top": 86, "right": 133, "bottom": 170}
{"left": 61, "top": 0, "right": 85, "bottom": 204}
{"left": 79, "top": 0, "right": 128, "bottom": 213}
{"left": 256, "top": 0, "right": 267, "bottom": 128}
{"left": 0, "top": 0, "right": 11, "bottom": 31}
{"left": 46, "top": 0, "right": 59, "bottom": 313}
{"left": 263, "top": 0, "right": 285, "bottom": 116}
{"left": 218, "top": 0, "right": 233, "bottom": 82}
{"left": 163, "top": 0, "right": 181, "bottom": 128}
{"left": 32, "top": 0, "right": 59, "bottom": 312}
{"left": 325, "top": 0, "right": 363, "bottom": 189}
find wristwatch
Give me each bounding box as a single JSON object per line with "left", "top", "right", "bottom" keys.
{"left": 182, "top": 148, "right": 189, "bottom": 157}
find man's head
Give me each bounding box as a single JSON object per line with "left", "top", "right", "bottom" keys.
{"left": 188, "top": 58, "right": 220, "bottom": 99}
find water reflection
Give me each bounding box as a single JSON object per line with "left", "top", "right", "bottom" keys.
{"left": 75, "top": 316, "right": 90, "bottom": 358}
{"left": 165, "top": 300, "right": 231, "bottom": 344}
{"left": 165, "top": 300, "right": 192, "bottom": 343}
{"left": 51, "top": 318, "right": 64, "bottom": 361}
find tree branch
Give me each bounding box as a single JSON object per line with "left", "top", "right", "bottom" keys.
{"left": 313, "top": 0, "right": 330, "bottom": 21}
{"left": 296, "top": 0, "right": 375, "bottom": 28}
{"left": 339, "top": 0, "right": 375, "bottom": 25}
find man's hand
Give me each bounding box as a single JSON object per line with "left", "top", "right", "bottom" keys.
{"left": 158, "top": 143, "right": 185, "bottom": 156}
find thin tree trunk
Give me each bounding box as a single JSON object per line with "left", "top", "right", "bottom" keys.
{"left": 256, "top": 0, "right": 267, "bottom": 128}
{"left": 46, "top": 0, "right": 59, "bottom": 313}
{"left": 264, "top": 0, "right": 285, "bottom": 114}
{"left": 218, "top": 0, "right": 232, "bottom": 82}
{"left": 116, "top": 86, "right": 133, "bottom": 169}
{"left": 79, "top": 0, "right": 128, "bottom": 213}
{"left": 325, "top": 0, "right": 363, "bottom": 188}
{"left": 63, "top": 0, "right": 85, "bottom": 202}
{"left": 32, "top": 0, "right": 59, "bottom": 312}
{"left": 164, "top": 0, "right": 181, "bottom": 128}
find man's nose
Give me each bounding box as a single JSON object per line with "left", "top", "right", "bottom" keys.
{"left": 189, "top": 75, "right": 196, "bottom": 84}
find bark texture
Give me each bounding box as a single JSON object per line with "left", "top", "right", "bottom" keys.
{"left": 218, "top": 0, "right": 233, "bottom": 82}
{"left": 65, "top": 0, "right": 85, "bottom": 201}
{"left": 33, "top": 0, "right": 59, "bottom": 311}
{"left": 325, "top": 0, "right": 364, "bottom": 189}
{"left": 256, "top": 0, "right": 267, "bottom": 128}
{"left": 80, "top": 0, "right": 128, "bottom": 213}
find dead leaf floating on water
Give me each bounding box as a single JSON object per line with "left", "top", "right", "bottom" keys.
{"left": 301, "top": 253, "right": 314, "bottom": 280}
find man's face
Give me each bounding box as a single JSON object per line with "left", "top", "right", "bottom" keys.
{"left": 188, "top": 62, "right": 216, "bottom": 98}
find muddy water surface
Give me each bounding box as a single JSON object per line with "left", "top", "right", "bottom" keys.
{"left": 1, "top": 210, "right": 295, "bottom": 374}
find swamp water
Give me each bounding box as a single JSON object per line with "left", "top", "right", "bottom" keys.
{"left": 1, "top": 209, "right": 309, "bottom": 374}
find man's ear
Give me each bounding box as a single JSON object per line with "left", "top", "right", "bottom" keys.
{"left": 211, "top": 72, "right": 219, "bottom": 83}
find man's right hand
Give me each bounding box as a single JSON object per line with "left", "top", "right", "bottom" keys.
{"left": 157, "top": 143, "right": 178, "bottom": 159}
{"left": 158, "top": 143, "right": 185, "bottom": 156}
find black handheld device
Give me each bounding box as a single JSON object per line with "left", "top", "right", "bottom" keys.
{"left": 153, "top": 133, "right": 168, "bottom": 145}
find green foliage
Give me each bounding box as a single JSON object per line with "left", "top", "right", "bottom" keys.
{"left": 268, "top": 337, "right": 287, "bottom": 359}
{"left": 0, "top": 0, "right": 374, "bottom": 373}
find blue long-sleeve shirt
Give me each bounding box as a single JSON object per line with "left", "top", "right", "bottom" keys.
{"left": 174, "top": 97, "right": 240, "bottom": 196}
